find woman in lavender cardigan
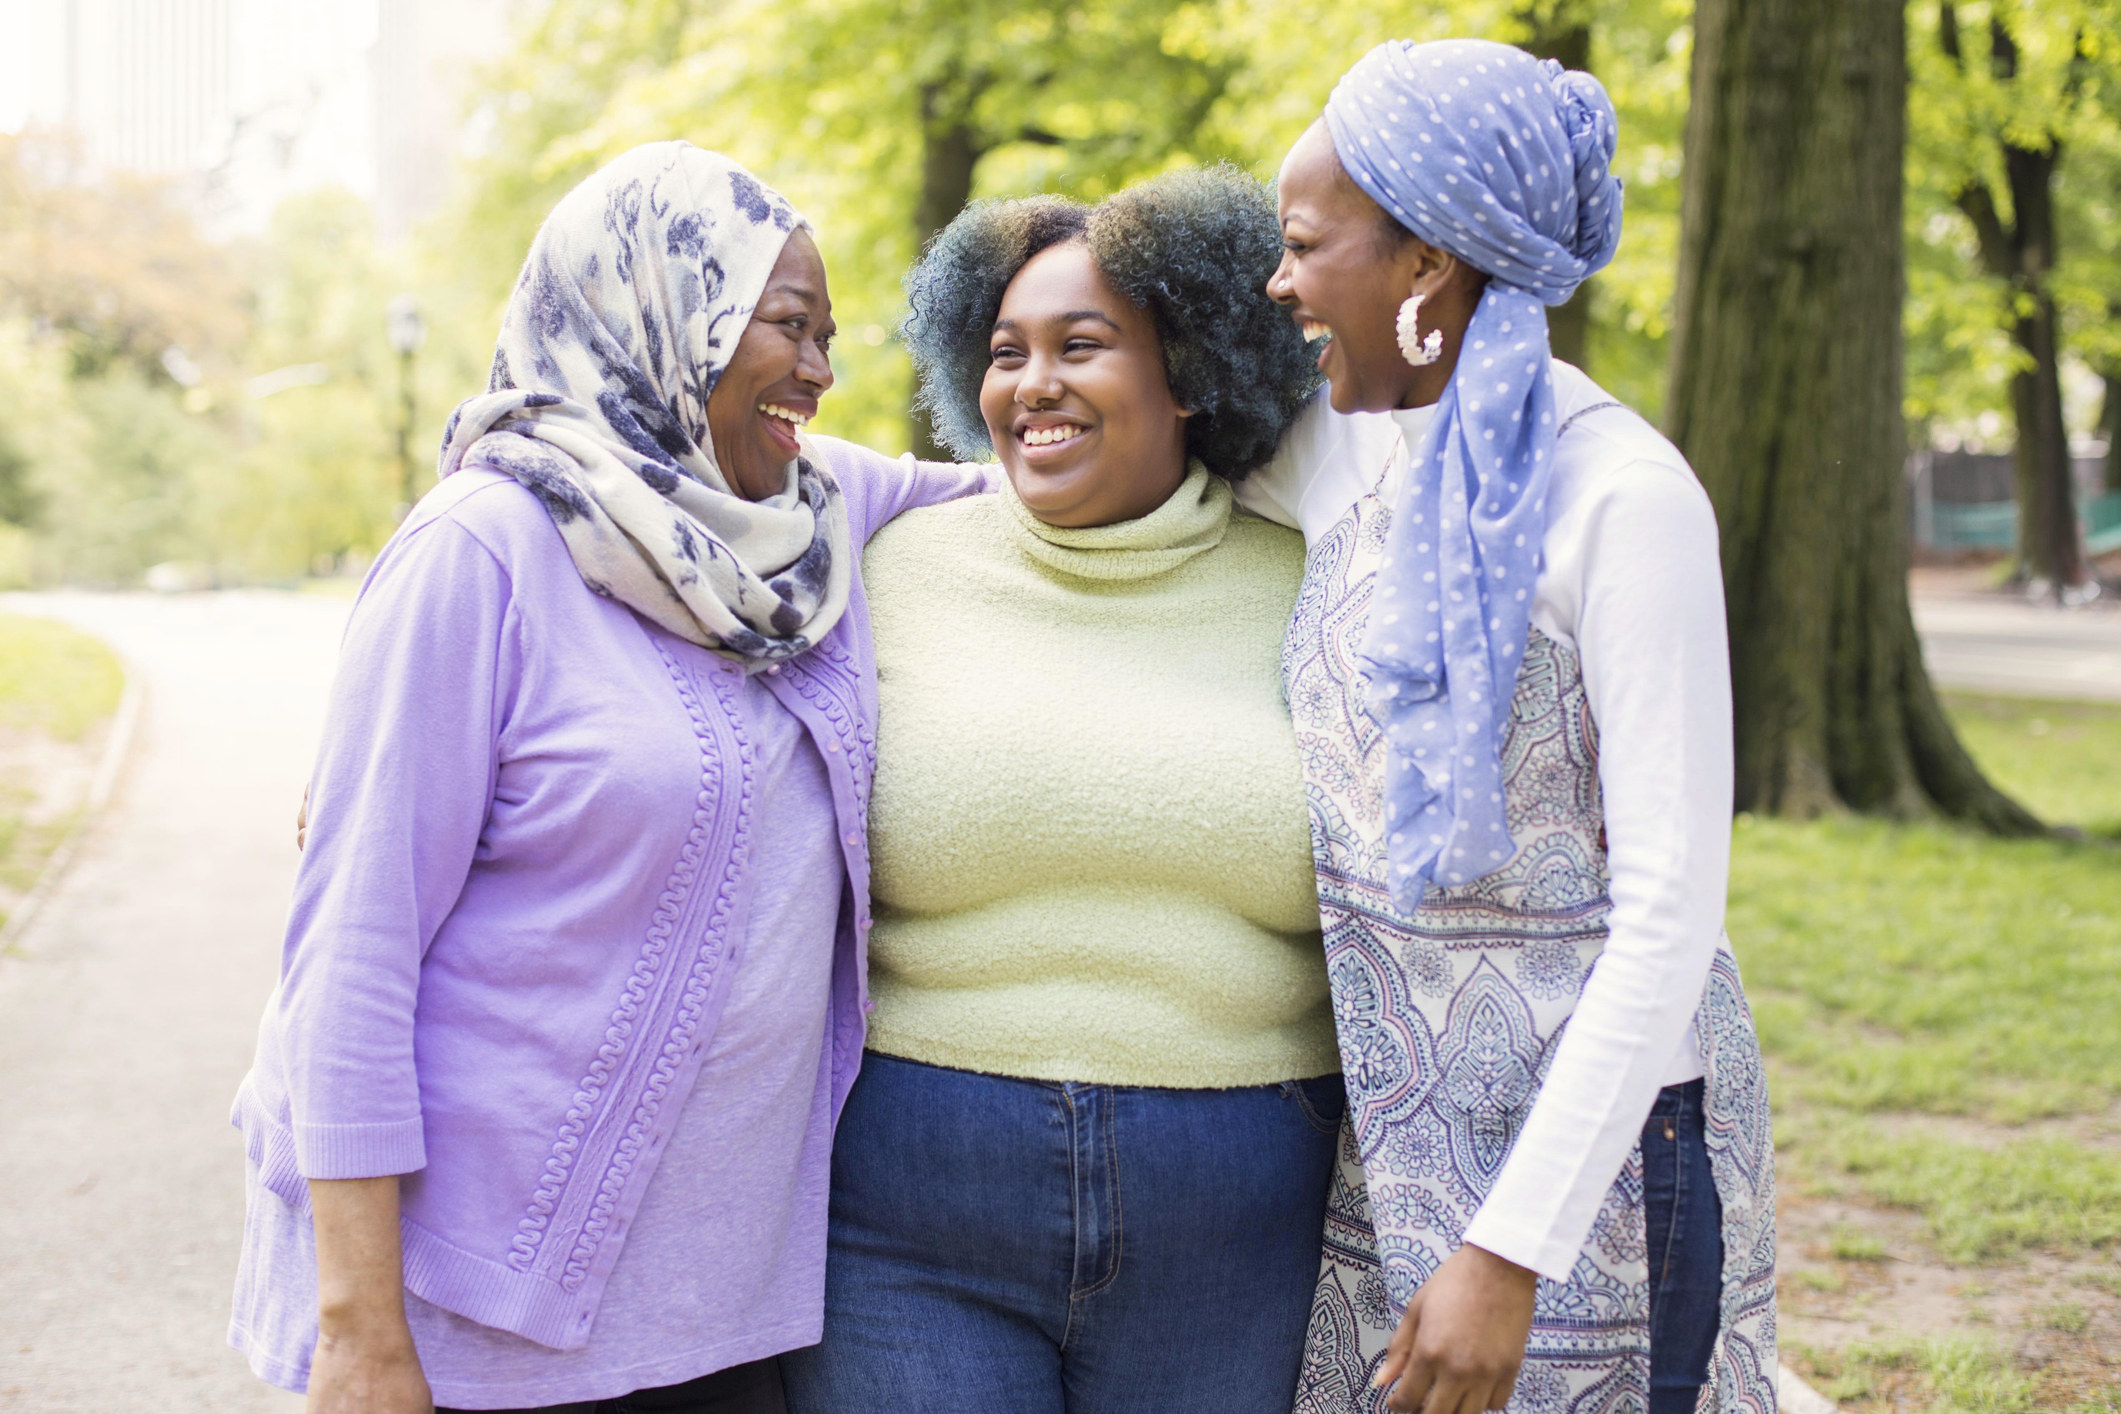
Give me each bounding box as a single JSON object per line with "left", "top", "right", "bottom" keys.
{"left": 228, "top": 143, "right": 982, "bottom": 1414}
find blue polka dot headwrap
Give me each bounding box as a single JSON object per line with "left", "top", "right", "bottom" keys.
{"left": 1323, "top": 38, "right": 1622, "bottom": 909}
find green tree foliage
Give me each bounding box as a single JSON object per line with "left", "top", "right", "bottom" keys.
{"left": 438, "top": 0, "right": 1697, "bottom": 449}
{"left": 446, "top": 0, "right": 1259, "bottom": 454}
{"left": 0, "top": 136, "right": 463, "bottom": 585}
{"left": 1907, "top": 0, "right": 2121, "bottom": 590}
{"left": 4, "top": 0, "right": 2113, "bottom": 601}
{"left": 0, "top": 134, "right": 248, "bottom": 380}
{"left": 0, "top": 133, "right": 243, "bottom": 584}
{"left": 203, "top": 191, "right": 404, "bottom": 579}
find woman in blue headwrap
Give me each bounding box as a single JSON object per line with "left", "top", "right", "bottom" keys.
{"left": 1240, "top": 39, "right": 1776, "bottom": 1414}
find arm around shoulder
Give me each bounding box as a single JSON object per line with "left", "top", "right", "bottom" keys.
{"left": 807, "top": 433, "right": 995, "bottom": 545}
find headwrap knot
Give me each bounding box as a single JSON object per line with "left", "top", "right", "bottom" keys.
{"left": 1548, "top": 61, "right": 1624, "bottom": 274}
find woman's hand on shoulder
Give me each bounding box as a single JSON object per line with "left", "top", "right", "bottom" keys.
{"left": 305, "top": 1317, "right": 432, "bottom": 1414}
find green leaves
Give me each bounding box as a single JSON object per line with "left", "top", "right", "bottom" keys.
{"left": 1907, "top": 0, "right": 2121, "bottom": 438}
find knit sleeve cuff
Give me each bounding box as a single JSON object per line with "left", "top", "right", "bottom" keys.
{"left": 294, "top": 1117, "right": 427, "bottom": 1180}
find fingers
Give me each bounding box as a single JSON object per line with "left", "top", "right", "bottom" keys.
{"left": 1375, "top": 1287, "right": 1422, "bottom": 1400}
{"left": 1414, "top": 1371, "right": 1503, "bottom": 1414}
{"left": 1466, "top": 1375, "right": 1509, "bottom": 1414}
{"left": 1384, "top": 1354, "right": 1436, "bottom": 1413}
{"left": 1382, "top": 1335, "right": 1522, "bottom": 1414}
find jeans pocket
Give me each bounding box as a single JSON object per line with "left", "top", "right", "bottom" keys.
{"left": 1283, "top": 1074, "right": 1348, "bottom": 1136}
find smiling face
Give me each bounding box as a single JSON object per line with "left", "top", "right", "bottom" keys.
{"left": 705, "top": 228, "right": 836, "bottom": 501}
{"left": 1268, "top": 121, "right": 1481, "bottom": 415}
{"left": 978, "top": 239, "right": 1191, "bottom": 529}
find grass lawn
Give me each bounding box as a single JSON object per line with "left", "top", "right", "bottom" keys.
{"left": 0, "top": 613, "right": 124, "bottom": 923}
{"left": 0, "top": 612, "right": 124, "bottom": 742}
{"left": 1741, "top": 692, "right": 2121, "bottom": 1410}
{"left": 1944, "top": 692, "right": 2121, "bottom": 838}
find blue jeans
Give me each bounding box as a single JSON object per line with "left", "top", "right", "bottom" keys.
{"left": 781, "top": 1052, "right": 1346, "bottom": 1414}
{"left": 1644, "top": 1079, "right": 1725, "bottom": 1414}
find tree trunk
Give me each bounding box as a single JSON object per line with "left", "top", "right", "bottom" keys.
{"left": 1668, "top": 0, "right": 2039, "bottom": 831}
{"left": 1944, "top": 14, "right": 2083, "bottom": 595}
{"left": 910, "top": 83, "right": 982, "bottom": 459}
{"left": 2101, "top": 367, "right": 2121, "bottom": 494}
{"left": 1520, "top": 1, "right": 1593, "bottom": 370}
{"left": 2009, "top": 287, "right": 2084, "bottom": 589}
{"left": 1997, "top": 129, "right": 2082, "bottom": 590}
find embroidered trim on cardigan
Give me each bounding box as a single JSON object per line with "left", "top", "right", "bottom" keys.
{"left": 558, "top": 657, "right": 754, "bottom": 1291}
{"left": 786, "top": 640, "right": 873, "bottom": 824}
{"left": 506, "top": 641, "right": 738, "bottom": 1275}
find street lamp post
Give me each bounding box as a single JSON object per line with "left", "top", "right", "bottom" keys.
{"left": 386, "top": 296, "right": 427, "bottom": 515}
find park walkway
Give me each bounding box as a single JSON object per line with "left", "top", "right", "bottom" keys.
{"left": 0, "top": 591, "right": 332, "bottom": 1412}
{"left": 1912, "top": 568, "right": 2121, "bottom": 702}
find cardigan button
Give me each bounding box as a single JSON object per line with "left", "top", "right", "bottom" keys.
{"left": 766, "top": 663, "right": 783, "bottom": 675}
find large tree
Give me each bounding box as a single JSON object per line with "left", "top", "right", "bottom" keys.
{"left": 1667, "top": 0, "right": 2038, "bottom": 830}
{"left": 1934, "top": 4, "right": 2086, "bottom": 593}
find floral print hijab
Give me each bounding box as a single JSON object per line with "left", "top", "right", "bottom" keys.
{"left": 438, "top": 142, "right": 851, "bottom": 664}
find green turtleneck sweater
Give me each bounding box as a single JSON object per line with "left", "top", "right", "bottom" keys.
{"left": 861, "top": 467, "right": 1338, "bottom": 1088}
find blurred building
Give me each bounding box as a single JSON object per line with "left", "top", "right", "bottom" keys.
{"left": 371, "top": 0, "right": 537, "bottom": 242}
{"left": 2, "top": 0, "right": 531, "bottom": 238}
{"left": 46, "top": 0, "right": 377, "bottom": 232}
{"left": 64, "top": 0, "right": 236, "bottom": 176}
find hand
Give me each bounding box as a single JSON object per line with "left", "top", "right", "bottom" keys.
{"left": 305, "top": 1320, "right": 432, "bottom": 1414}
{"left": 1375, "top": 1242, "right": 1539, "bottom": 1414}
{"left": 296, "top": 784, "right": 310, "bottom": 851}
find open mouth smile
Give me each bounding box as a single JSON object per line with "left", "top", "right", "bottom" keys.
{"left": 1014, "top": 420, "right": 1091, "bottom": 462}
{"left": 757, "top": 401, "right": 813, "bottom": 457}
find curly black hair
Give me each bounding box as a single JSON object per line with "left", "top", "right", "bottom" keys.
{"left": 900, "top": 164, "right": 1320, "bottom": 481}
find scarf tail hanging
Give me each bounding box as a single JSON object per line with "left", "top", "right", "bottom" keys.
{"left": 1324, "top": 39, "right": 1620, "bottom": 906}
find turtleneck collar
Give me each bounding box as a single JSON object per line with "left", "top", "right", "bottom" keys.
{"left": 999, "top": 463, "right": 1232, "bottom": 581}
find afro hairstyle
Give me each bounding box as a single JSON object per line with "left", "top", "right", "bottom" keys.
{"left": 899, "top": 164, "right": 1320, "bottom": 481}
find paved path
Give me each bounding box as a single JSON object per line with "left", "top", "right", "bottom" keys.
{"left": 1913, "top": 578, "right": 2121, "bottom": 703}
{"left": 0, "top": 591, "right": 343, "bottom": 1413}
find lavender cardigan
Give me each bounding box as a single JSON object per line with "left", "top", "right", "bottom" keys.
{"left": 231, "top": 436, "right": 984, "bottom": 1352}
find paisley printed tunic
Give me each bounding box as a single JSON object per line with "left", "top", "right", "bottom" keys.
{"left": 1283, "top": 478, "right": 1779, "bottom": 1414}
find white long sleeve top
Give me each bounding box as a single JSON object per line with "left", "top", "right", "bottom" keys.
{"left": 1237, "top": 360, "right": 1735, "bottom": 1280}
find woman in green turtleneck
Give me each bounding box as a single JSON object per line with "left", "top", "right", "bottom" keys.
{"left": 779, "top": 169, "right": 1340, "bottom": 1413}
